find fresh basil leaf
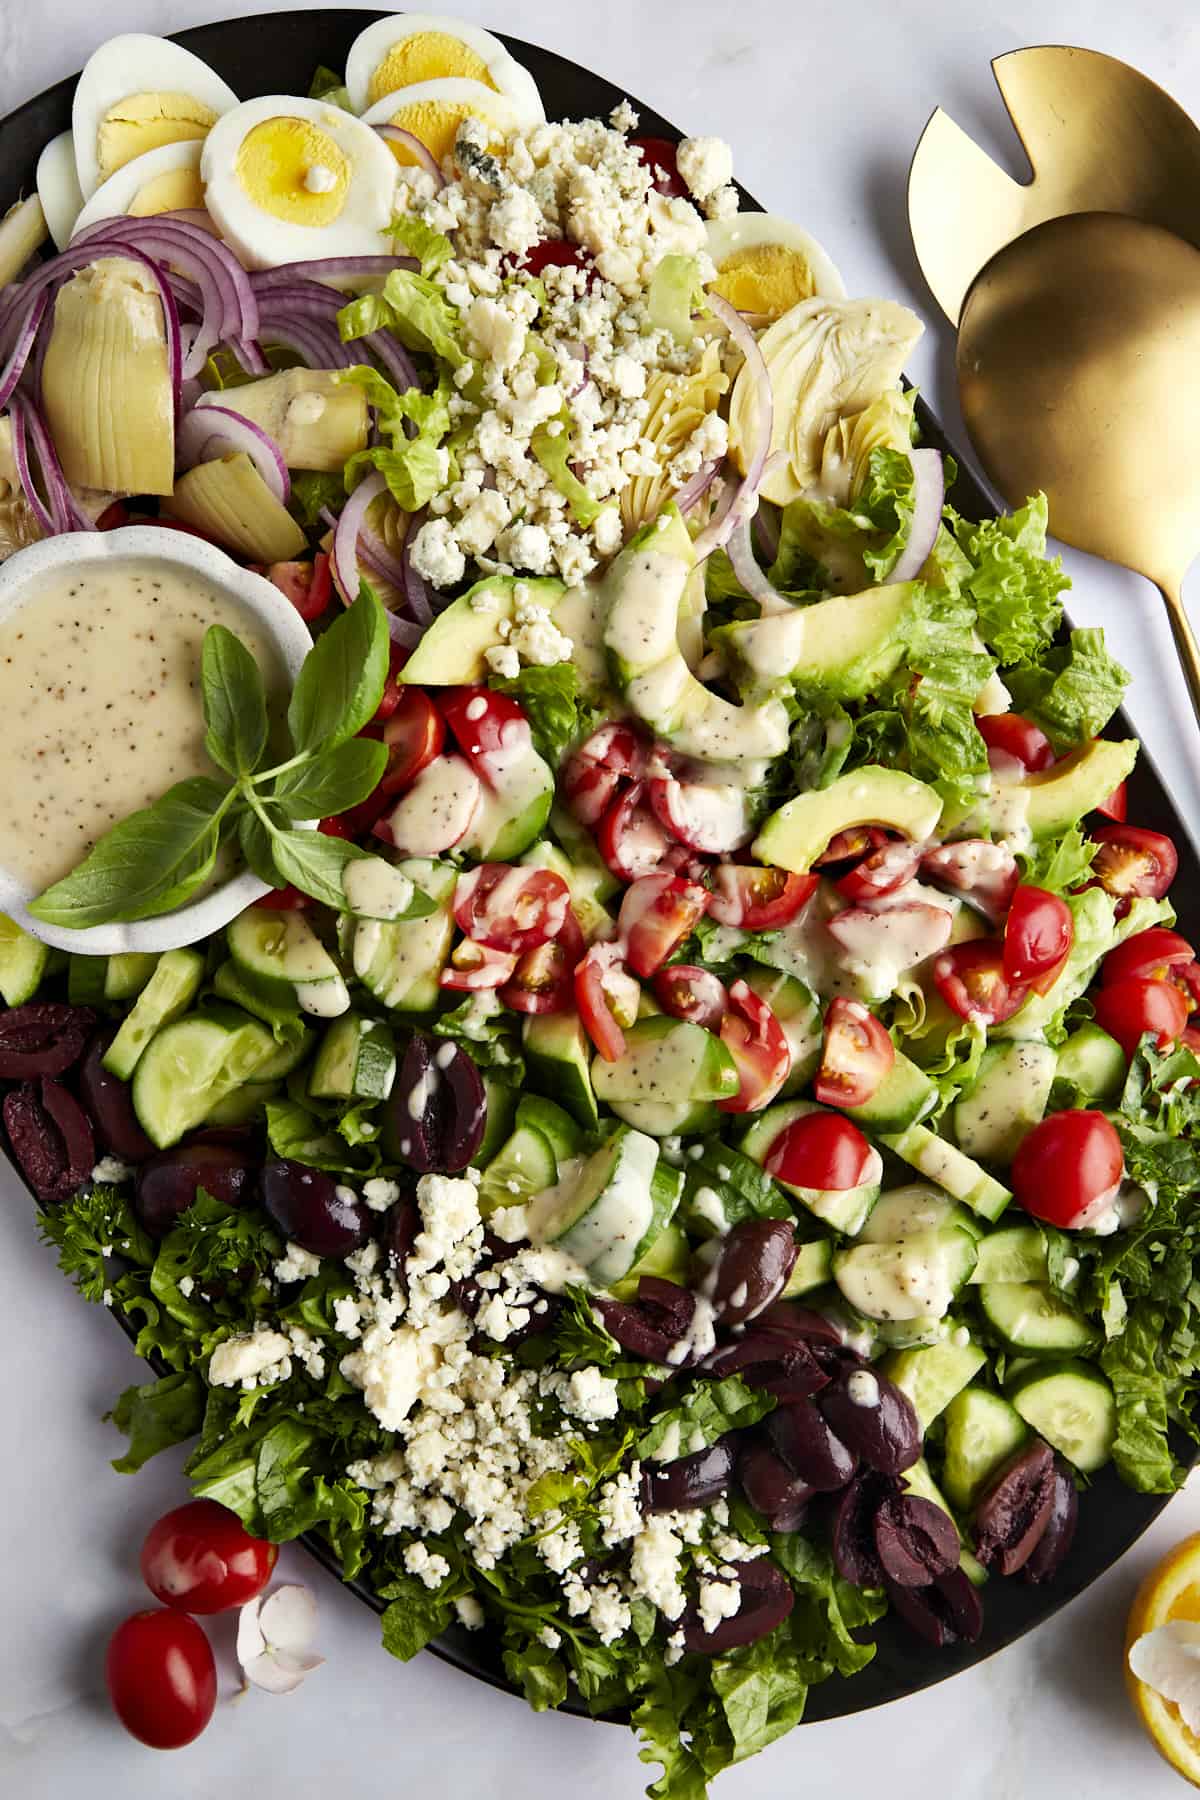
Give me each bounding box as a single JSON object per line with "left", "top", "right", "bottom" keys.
{"left": 272, "top": 735, "right": 388, "bottom": 820}
{"left": 239, "top": 809, "right": 280, "bottom": 886}
{"left": 29, "top": 776, "right": 232, "bottom": 928}
{"left": 108, "top": 1371, "right": 206, "bottom": 1474}
{"left": 202, "top": 624, "right": 269, "bottom": 777}
{"left": 268, "top": 827, "right": 374, "bottom": 909}
{"left": 287, "top": 583, "right": 389, "bottom": 755}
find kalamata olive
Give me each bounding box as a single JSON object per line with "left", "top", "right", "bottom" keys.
{"left": 754, "top": 1301, "right": 847, "bottom": 1350}
{"left": 380, "top": 1196, "right": 420, "bottom": 1279}
{"left": 873, "top": 1494, "right": 960, "bottom": 1588}
{"left": 972, "top": 1438, "right": 1056, "bottom": 1576}
{"left": 1022, "top": 1458, "right": 1079, "bottom": 1584}
{"left": 831, "top": 1474, "right": 894, "bottom": 1586}
{"left": 78, "top": 1029, "right": 155, "bottom": 1163}
{"left": 135, "top": 1143, "right": 257, "bottom": 1239}
{"left": 383, "top": 1034, "right": 486, "bottom": 1172}
{"left": 596, "top": 1278, "right": 696, "bottom": 1363}
{"left": 701, "top": 1333, "right": 829, "bottom": 1400}
{"left": 0, "top": 1003, "right": 95, "bottom": 1078}
{"left": 4, "top": 1078, "right": 95, "bottom": 1204}
{"left": 886, "top": 1566, "right": 983, "bottom": 1647}
{"left": 817, "top": 1364, "right": 921, "bottom": 1476}
{"left": 260, "top": 1159, "right": 370, "bottom": 1257}
{"left": 703, "top": 1220, "right": 797, "bottom": 1326}
{"left": 738, "top": 1438, "right": 815, "bottom": 1532}
{"left": 680, "top": 1557, "right": 794, "bottom": 1654}
{"left": 766, "top": 1400, "right": 857, "bottom": 1491}
{"left": 643, "top": 1438, "right": 735, "bottom": 1513}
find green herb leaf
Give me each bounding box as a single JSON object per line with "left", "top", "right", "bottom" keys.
{"left": 272, "top": 736, "right": 389, "bottom": 820}
{"left": 202, "top": 623, "right": 269, "bottom": 777}
{"left": 491, "top": 661, "right": 602, "bottom": 765}
{"left": 29, "top": 776, "right": 233, "bottom": 927}
{"left": 287, "top": 583, "right": 389, "bottom": 756}
{"left": 268, "top": 826, "right": 375, "bottom": 910}
{"left": 108, "top": 1371, "right": 206, "bottom": 1473}
{"left": 238, "top": 809, "right": 280, "bottom": 886}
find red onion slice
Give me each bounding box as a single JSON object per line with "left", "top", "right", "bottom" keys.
{"left": 0, "top": 288, "right": 47, "bottom": 409}
{"left": 401, "top": 510, "right": 434, "bottom": 622}
{"left": 387, "top": 613, "right": 424, "bottom": 648}
{"left": 371, "top": 126, "right": 445, "bottom": 189}
{"left": 73, "top": 216, "right": 259, "bottom": 372}
{"left": 8, "top": 398, "right": 56, "bottom": 533}
{"left": 179, "top": 402, "right": 289, "bottom": 504}
{"left": 9, "top": 395, "right": 95, "bottom": 535}
{"left": 332, "top": 469, "right": 388, "bottom": 603}
{"left": 251, "top": 256, "right": 418, "bottom": 290}
{"left": 727, "top": 513, "right": 794, "bottom": 615}
{"left": 889, "top": 447, "right": 944, "bottom": 582}
{"left": 675, "top": 457, "right": 720, "bottom": 514}
{"left": 692, "top": 293, "right": 773, "bottom": 561}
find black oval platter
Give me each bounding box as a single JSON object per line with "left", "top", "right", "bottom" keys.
{"left": 0, "top": 4, "right": 1195, "bottom": 1731}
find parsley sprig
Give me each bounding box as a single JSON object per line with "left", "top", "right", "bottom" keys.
{"left": 29, "top": 586, "right": 392, "bottom": 929}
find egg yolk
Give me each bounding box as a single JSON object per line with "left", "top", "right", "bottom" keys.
{"left": 381, "top": 98, "right": 495, "bottom": 168}
{"left": 97, "top": 92, "right": 217, "bottom": 181}
{"left": 712, "top": 245, "right": 817, "bottom": 318}
{"left": 235, "top": 117, "right": 351, "bottom": 226}
{"left": 128, "top": 166, "right": 206, "bottom": 217}
{"left": 367, "top": 31, "right": 497, "bottom": 106}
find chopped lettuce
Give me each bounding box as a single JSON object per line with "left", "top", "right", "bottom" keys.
{"left": 948, "top": 493, "right": 1068, "bottom": 667}
{"left": 491, "top": 661, "right": 601, "bottom": 765}
{"left": 647, "top": 254, "right": 705, "bottom": 344}
{"left": 340, "top": 364, "right": 453, "bottom": 513}
{"left": 531, "top": 413, "right": 611, "bottom": 527}
{"left": 1006, "top": 625, "right": 1131, "bottom": 752}
{"left": 338, "top": 268, "right": 467, "bottom": 368}
{"left": 387, "top": 215, "right": 454, "bottom": 277}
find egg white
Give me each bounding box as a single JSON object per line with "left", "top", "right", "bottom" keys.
{"left": 71, "top": 140, "right": 206, "bottom": 239}
{"left": 361, "top": 78, "right": 524, "bottom": 169}
{"left": 200, "top": 94, "right": 400, "bottom": 271}
{"left": 72, "top": 35, "right": 237, "bottom": 199}
{"left": 36, "top": 132, "right": 84, "bottom": 250}
{"left": 705, "top": 213, "right": 846, "bottom": 301}
{"left": 344, "top": 13, "right": 542, "bottom": 123}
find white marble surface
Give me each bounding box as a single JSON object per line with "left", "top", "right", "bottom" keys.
{"left": 2, "top": 1, "right": 1200, "bottom": 1795}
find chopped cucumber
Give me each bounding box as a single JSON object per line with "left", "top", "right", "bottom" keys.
{"left": 781, "top": 1239, "right": 834, "bottom": 1297}
{"left": 69, "top": 951, "right": 159, "bottom": 1007}
{"left": 131, "top": 1011, "right": 276, "bottom": 1148}
{"left": 539, "top": 1126, "right": 661, "bottom": 1285}
{"left": 953, "top": 1041, "right": 1056, "bottom": 1166}
{"left": 228, "top": 908, "right": 341, "bottom": 988}
{"left": 0, "top": 914, "right": 49, "bottom": 1005}
{"left": 212, "top": 959, "right": 307, "bottom": 1045}
{"left": 609, "top": 1220, "right": 689, "bottom": 1299}
{"left": 474, "top": 1077, "right": 517, "bottom": 1168}
{"left": 523, "top": 1010, "right": 599, "bottom": 1131}
{"left": 1008, "top": 1360, "right": 1116, "bottom": 1472}
{"left": 1054, "top": 1021, "right": 1127, "bottom": 1105}
{"left": 478, "top": 1123, "right": 558, "bottom": 1217}
{"left": 742, "top": 969, "right": 822, "bottom": 1094}
{"left": 515, "top": 1095, "right": 582, "bottom": 1164}
{"left": 882, "top": 1123, "right": 1012, "bottom": 1222}
{"left": 858, "top": 1183, "right": 972, "bottom": 1244}
{"left": 941, "top": 1387, "right": 1028, "bottom": 1510}
{"left": 844, "top": 1051, "right": 937, "bottom": 1133}
{"left": 249, "top": 1030, "right": 314, "bottom": 1083}
{"left": 353, "top": 859, "right": 457, "bottom": 1013}
{"left": 609, "top": 1096, "right": 719, "bottom": 1137}
{"left": 739, "top": 1098, "right": 880, "bottom": 1235}
{"left": 969, "top": 1225, "right": 1048, "bottom": 1286}
{"left": 204, "top": 1080, "right": 281, "bottom": 1127}
{"left": 977, "top": 1281, "right": 1099, "bottom": 1355}
{"left": 875, "top": 1314, "right": 949, "bottom": 1349}
{"left": 102, "top": 948, "right": 205, "bottom": 1082}
{"left": 881, "top": 1337, "right": 987, "bottom": 1431}
{"left": 309, "top": 1013, "right": 396, "bottom": 1102}
{"left": 900, "top": 1458, "right": 988, "bottom": 1587}
{"left": 591, "top": 1016, "right": 739, "bottom": 1106}
{"left": 67, "top": 956, "right": 109, "bottom": 1007}
{"left": 834, "top": 1226, "right": 978, "bottom": 1322}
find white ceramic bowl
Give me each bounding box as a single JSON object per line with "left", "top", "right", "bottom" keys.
{"left": 0, "top": 527, "right": 314, "bottom": 956}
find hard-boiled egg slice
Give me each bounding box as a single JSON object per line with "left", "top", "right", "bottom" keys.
{"left": 72, "top": 34, "right": 238, "bottom": 198}
{"left": 344, "top": 13, "right": 542, "bottom": 123}
{"left": 362, "top": 80, "right": 522, "bottom": 173}
{"left": 201, "top": 95, "right": 399, "bottom": 270}
{"left": 36, "top": 132, "right": 85, "bottom": 250}
{"left": 706, "top": 214, "right": 845, "bottom": 317}
{"left": 71, "top": 141, "right": 207, "bottom": 237}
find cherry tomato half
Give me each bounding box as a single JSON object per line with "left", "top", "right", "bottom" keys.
{"left": 1003, "top": 886, "right": 1073, "bottom": 992}
{"left": 1092, "top": 976, "right": 1189, "bottom": 1060}
{"left": 764, "top": 1110, "right": 878, "bottom": 1191}
{"left": 1011, "top": 1109, "right": 1124, "bottom": 1230}
{"left": 812, "top": 826, "right": 890, "bottom": 869}
{"left": 105, "top": 1609, "right": 217, "bottom": 1749}
{"left": 1089, "top": 824, "right": 1179, "bottom": 902}
{"left": 453, "top": 864, "right": 572, "bottom": 953}
{"left": 597, "top": 781, "right": 673, "bottom": 881}
{"left": 975, "top": 712, "right": 1055, "bottom": 773}
{"left": 375, "top": 688, "right": 446, "bottom": 797}
{"left": 813, "top": 997, "right": 896, "bottom": 1109}
{"left": 140, "top": 1498, "right": 277, "bottom": 1615}
{"left": 717, "top": 980, "right": 792, "bottom": 1113}
{"left": 500, "top": 941, "right": 573, "bottom": 1015}
{"left": 619, "top": 873, "right": 709, "bottom": 978}
{"left": 933, "top": 940, "right": 1030, "bottom": 1026}
{"left": 256, "top": 553, "right": 333, "bottom": 623}
{"left": 651, "top": 963, "right": 728, "bottom": 1031}
{"left": 835, "top": 840, "right": 921, "bottom": 903}
{"left": 438, "top": 686, "right": 531, "bottom": 777}
{"left": 575, "top": 943, "right": 638, "bottom": 1062}
{"left": 371, "top": 642, "right": 412, "bottom": 723}
{"left": 707, "top": 864, "right": 817, "bottom": 930}
{"left": 253, "top": 885, "right": 309, "bottom": 911}
{"left": 440, "top": 938, "right": 520, "bottom": 991}
{"left": 630, "top": 134, "right": 688, "bottom": 197}
{"left": 920, "top": 840, "right": 1019, "bottom": 923}
{"left": 563, "top": 723, "right": 645, "bottom": 826}
{"left": 1102, "top": 927, "right": 1196, "bottom": 988}
{"left": 1096, "top": 779, "right": 1128, "bottom": 823}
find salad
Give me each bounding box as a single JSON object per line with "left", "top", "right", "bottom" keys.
{"left": 1, "top": 13, "right": 1199, "bottom": 1794}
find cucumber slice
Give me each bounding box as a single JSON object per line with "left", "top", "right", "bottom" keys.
{"left": 102, "top": 948, "right": 206, "bottom": 1082}
{"left": 70, "top": 951, "right": 155, "bottom": 1006}
{"left": 591, "top": 1016, "right": 739, "bottom": 1106}
{"left": 212, "top": 959, "right": 306, "bottom": 1044}
{"left": 609, "top": 1096, "right": 719, "bottom": 1137}
{"left": 353, "top": 858, "right": 458, "bottom": 1014}
{"left": 738, "top": 1097, "right": 879, "bottom": 1234}
{"left": 900, "top": 1457, "right": 988, "bottom": 1587}
{"left": 515, "top": 1094, "right": 582, "bottom": 1164}
{"left": 875, "top": 1314, "right": 953, "bottom": 1349}
{"left": 250, "top": 1030, "right": 314, "bottom": 1083}
{"left": 520, "top": 839, "right": 616, "bottom": 943}
{"left": 1008, "top": 1360, "right": 1116, "bottom": 1472}
{"left": 881, "top": 1123, "right": 1012, "bottom": 1222}
{"left": 844, "top": 1051, "right": 937, "bottom": 1133}
{"left": 738, "top": 1097, "right": 821, "bottom": 1163}
{"left": 969, "top": 1225, "right": 1048, "bottom": 1286}
{"left": 228, "top": 909, "right": 341, "bottom": 987}
{"left": 977, "top": 1281, "right": 1099, "bottom": 1355}
{"left": 131, "top": 1012, "right": 276, "bottom": 1148}
{"left": 537, "top": 1126, "right": 661, "bottom": 1285}
{"left": 474, "top": 1076, "right": 517, "bottom": 1168}
{"left": 953, "top": 1041, "right": 1056, "bottom": 1166}
{"left": 478, "top": 1123, "right": 558, "bottom": 1217}
{"left": 0, "top": 914, "right": 49, "bottom": 1006}
{"left": 1054, "top": 1022, "right": 1126, "bottom": 1105}
{"left": 881, "top": 1337, "right": 987, "bottom": 1431}
{"left": 834, "top": 1226, "right": 978, "bottom": 1322}
{"left": 858, "top": 1183, "right": 970, "bottom": 1244}
{"left": 309, "top": 1013, "right": 396, "bottom": 1101}
{"left": 523, "top": 1010, "right": 599, "bottom": 1131}
{"left": 609, "top": 1220, "right": 689, "bottom": 1299}
{"left": 204, "top": 1080, "right": 281, "bottom": 1127}
{"left": 781, "top": 1238, "right": 834, "bottom": 1297}
{"left": 941, "top": 1387, "right": 1028, "bottom": 1510}
{"left": 742, "top": 969, "right": 822, "bottom": 1095}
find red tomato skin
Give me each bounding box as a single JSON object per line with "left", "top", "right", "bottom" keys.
{"left": 1003, "top": 886, "right": 1074, "bottom": 991}
{"left": 920, "top": 840, "right": 1019, "bottom": 923}
{"left": 453, "top": 865, "right": 571, "bottom": 953}
{"left": 105, "top": 1609, "right": 217, "bottom": 1749}
{"left": 812, "top": 826, "right": 890, "bottom": 869}
{"left": 1089, "top": 824, "right": 1179, "bottom": 901}
{"left": 1011, "top": 1110, "right": 1124, "bottom": 1230}
{"left": 764, "top": 1111, "right": 876, "bottom": 1190}
{"left": 933, "top": 941, "right": 1030, "bottom": 1026}
{"left": 716, "top": 980, "right": 792, "bottom": 1113}
{"left": 1101, "top": 928, "right": 1195, "bottom": 987}
{"left": 707, "top": 864, "right": 817, "bottom": 930}
{"left": 1182, "top": 1026, "right": 1200, "bottom": 1055}
{"left": 835, "top": 841, "right": 921, "bottom": 903}
{"left": 439, "top": 940, "right": 519, "bottom": 991}
{"left": 140, "top": 1499, "right": 277, "bottom": 1615}
{"left": 575, "top": 947, "right": 629, "bottom": 1063}
{"left": 1097, "top": 780, "right": 1127, "bottom": 823}
{"left": 629, "top": 135, "right": 688, "bottom": 197}
{"left": 619, "top": 874, "right": 709, "bottom": 978}
{"left": 377, "top": 689, "right": 446, "bottom": 796}
{"left": 371, "top": 642, "right": 412, "bottom": 723}
{"left": 1092, "top": 976, "right": 1190, "bottom": 1059}
{"left": 253, "top": 885, "right": 308, "bottom": 911}
{"left": 563, "top": 723, "right": 645, "bottom": 825}
{"left": 813, "top": 997, "right": 896, "bottom": 1108}
{"left": 597, "top": 782, "right": 672, "bottom": 882}
{"left": 499, "top": 942, "right": 573, "bottom": 1015}
{"left": 438, "top": 686, "right": 530, "bottom": 773}
{"left": 651, "top": 964, "right": 728, "bottom": 1031}
{"left": 975, "top": 712, "right": 1055, "bottom": 773}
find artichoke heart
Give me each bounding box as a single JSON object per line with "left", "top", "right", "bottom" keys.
{"left": 728, "top": 296, "right": 923, "bottom": 506}
{"left": 817, "top": 387, "right": 916, "bottom": 510}
{"left": 166, "top": 452, "right": 306, "bottom": 563}
{"left": 0, "top": 194, "right": 49, "bottom": 290}
{"left": 41, "top": 255, "right": 175, "bottom": 496}
{"left": 0, "top": 415, "right": 43, "bottom": 561}
{"left": 211, "top": 368, "right": 369, "bottom": 472}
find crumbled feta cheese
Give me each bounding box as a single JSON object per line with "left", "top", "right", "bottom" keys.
{"left": 539, "top": 1624, "right": 562, "bottom": 1651}
{"left": 404, "top": 1541, "right": 452, "bottom": 1590}
{"left": 275, "top": 1241, "right": 322, "bottom": 1283}
{"left": 487, "top": 186, "right": 544, "bottom": 257}
{"left": 178, "top": 1275, "right": 195, "bottom": 1298}
{"left": 630, "top": 1516, "right": 687, "bottom": 1620}
{"left": 484, "top": 643, "right": 521, "bottom": 679}
{"left": 697, "top": 1576, "right": 742, "bottom": 1634}
{"left": 410, "top": 517, "right": 467, "bottom": 590}
{"left": 210, "top": 1328, "right": 292, "bottom": 1391}
{"left": 496, "top": 521, "right": 555, "bottom": 574}
{"left": 559, "top": 1366, "right": 621, "bottom": 1422}
{"left": 598, "top": 1467, "right": 644, "bottom": 1546}
{"left": 455, "top": 1595, "right": 485, "bottom": 1631}
{"left": 92, "top": 1156, "right": 132, "bottom": 1185}
{"left": 676, "top": 136, "right": 734, "bottom": 201}
{"left": 361, "top": 1178, "right": 402, "bottom": 1215}
{"left": 610, "top": 100, "right": 639, "bottom": 133}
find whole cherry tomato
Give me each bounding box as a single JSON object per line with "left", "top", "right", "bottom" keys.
{"left": 1003, "top": 885, "right": 1073, "bottom": 991}
{"left": 975, "top": 712, "right": 1055, "bottom": 773}
{"left": 1092, "top": 976, "right": 1189, "bottom": 1059}
{"left": 140, "top": 1498, "right": 277, "bottom": 1614}
{"left": 764, "top": 1111, "right": 878, "bottom": 1191}
{"left": 105, "top": 1609, "right": 217, "bottom": 1749}
{"left": 1011, "top": 1110, "right": 1124, "bottom": 1230}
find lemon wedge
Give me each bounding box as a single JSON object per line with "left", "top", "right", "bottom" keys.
{"left": 1126, "top": 1531, "right": 1200, "bottom": 1787}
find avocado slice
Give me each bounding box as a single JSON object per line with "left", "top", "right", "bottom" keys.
{"left": 400, "top": 574, "right": 566, "bottom": 685}
{"left": 942, "top": 737, "right": 1138, "bottom": 843}
{"left": 752, "top": 766, "right": 943, "bottom": 871}
{"left": 602, "top": 505, "right": 790, "bottom": 762}
{"left": 719, "top": 581, "right": 922, "bottom": 702}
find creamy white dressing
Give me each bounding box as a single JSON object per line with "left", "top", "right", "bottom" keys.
{"left": 666, "top": 1291, "right": 717, "bottom": 1365}
{"left": 690, "top": 1185, "right": 729, "bottom": 1235}
{"left": 827, "top": 898, "right": 953, "bottom": 998}
{"left": 342, "top": 856, "right": 414, "bottom": 920}
{"left": 0, "top": 559, "right": 287, "bottom": 890}
{"left": 296, "top": 974, "right": 351, "bottom": 1018}
{"left": 987, "top": 782, "right": 1033, "bottom": 852}
{"left": 383, "top": 756, "right": 481, "bottom": 856}
{"left": 551, "top": 581, "right": 609, "bottom": 693}
{"left": 606, "top": 550, "right": 692, "bottom": 667}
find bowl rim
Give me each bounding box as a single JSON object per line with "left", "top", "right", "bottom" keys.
{"left": 0, "top": 525, "right": 313, "bottom": 955}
